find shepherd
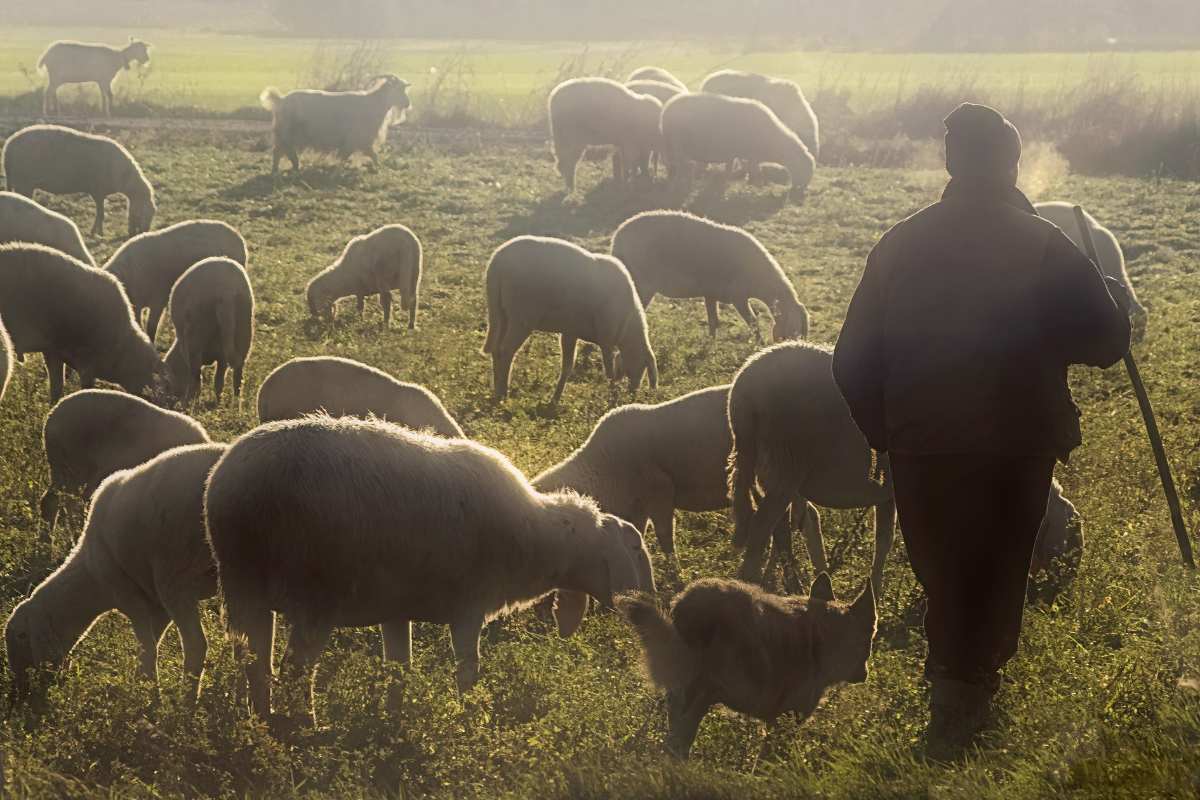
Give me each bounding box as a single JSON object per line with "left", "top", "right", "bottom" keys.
{"left": 832, "top": 103, "right": 1131, "bottom": 760}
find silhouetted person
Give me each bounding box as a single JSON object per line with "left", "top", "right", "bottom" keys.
{"left": 832, "top": 103, "right": 1131, "bottom": 759}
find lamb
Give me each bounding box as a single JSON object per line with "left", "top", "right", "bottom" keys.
{"left": 6, "top": 444, "right": 225, "bottom": 706}
{"left": 728, "top": 342, "right": 896, "bottom": 590}
{"left": 617, "top": 573, "right": 876, "bottom": 759}
{"left": 305, "top": 224, "right": 422, "bottom": 329}
{"left": 660, "top": 92, "right": 815, "bottom": 200}
{"left": 548, "top": 77, "right": 663, "bottom": 192}
{"left": 259, "top": 74, "right": 411, "bottom": 176}
{"left": 39, "top": 388, "right": 210, "bottom": 536}
{"left": 204, "top": 414, "right": 655, "bottom": 724}
{"left": 482, "top": 235, "right": 658, "bottom": 404}
{"left": 611, "top": 210, "right": 809, "bottom": 342}
{"left": 257, "top": 356, "right": 463, "bottom": 438}
{"left": 164, "top": 257, "right": 254, "bottom": 407}
{"left": 2, "top": 124, "right": 156, "bottom": 237}
{"left": 0, "top": 192, "right": 95, "bottom": 266}
{"left": 37, "top": 38, "right": 151, "bottom": 116}
{"left": 1036, "top": 201, "right": 1147, "bottom": 341}
{"left": 700, "top": 70, "right": 820, "bottom": 160}
{"left": 0, "top": 244, "right": 168, "bottom": 403}
{"left": 626, "top": 67, "right": 687, "bottom": 92}
{"left": 105, "top": 219, "right": 248, "bottom": 342}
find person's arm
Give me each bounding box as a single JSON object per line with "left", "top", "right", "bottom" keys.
{"left": 1041, "top": 229, "right": 1131, "bottom": 369}
{"left": 833, "top": 237, "right": 890, "bottom": 452}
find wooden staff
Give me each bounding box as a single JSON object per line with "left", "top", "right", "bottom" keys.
{"left": 1072, "top": 205, "right": 1194, "bottom": 568}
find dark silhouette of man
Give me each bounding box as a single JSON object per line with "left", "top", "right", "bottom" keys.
{"left": 832, "top": 103, "right": 1131, "bottom": 758}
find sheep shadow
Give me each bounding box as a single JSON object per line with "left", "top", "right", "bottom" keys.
{"left": 498, "top": 177, "right": 677, "bottom": 240}
{"left": 685, "top": 174, "right": 797, "bottom": 227}
{"left": 222, "top": 165, "right": 367, "bottom": 201}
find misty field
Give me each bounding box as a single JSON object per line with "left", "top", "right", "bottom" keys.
{"left": 3, "top": 27, "right": 1200, "bottom": 126}
{"left": 0, "top": 123, "right": 1197, "bottom": 798}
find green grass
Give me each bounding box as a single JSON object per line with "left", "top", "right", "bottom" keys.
{"left": 3, "top": 26, "right": 1200, "bottom": 122}
{"left": 0, "top": 128, "right": 1198, "bottom": 798}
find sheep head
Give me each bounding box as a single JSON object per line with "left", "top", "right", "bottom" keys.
{"left": 4, "top": 597, "right": 62, "bottom": 708}
{"left": 368, "top": 74, "right": 412, "bottom": 116}
{"left": 127, "top": 193, "right": 156, "bottom": 236}
{"left": 557, "top": 514, "right": 655, "bottom": 637}
{"left": 124, "top": 39, "right": 151, "bottom": 67}
{"left": 771, "top": 299, "right": 810, "bottom": 342}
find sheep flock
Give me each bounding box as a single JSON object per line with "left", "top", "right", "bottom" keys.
{"left": 0, "top": 38, "right": 1167, "bottom": 782}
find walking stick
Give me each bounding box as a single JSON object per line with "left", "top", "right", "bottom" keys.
{"left": 1072, "top": 205, "right": 1195, "bottom": 568}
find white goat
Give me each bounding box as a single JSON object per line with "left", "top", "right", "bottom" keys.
{"left": 38, "top": 38, "right": 151, "bottom": 117}
{"left": 204, "top": 415, "right": 654, "bottom": 724}
{"left": 259, "top": 75, "right": 411, "bottom": 176}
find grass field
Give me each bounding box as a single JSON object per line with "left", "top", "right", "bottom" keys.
{"left": 3, "top": 26, "right": 1200, "bottom": 125}
{"left": 0, "top": 123, "right": 1198, "bottom": 796}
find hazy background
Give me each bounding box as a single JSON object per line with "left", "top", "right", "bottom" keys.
{"left": 5, "top": 0, "right": 1200, "bottom": 49}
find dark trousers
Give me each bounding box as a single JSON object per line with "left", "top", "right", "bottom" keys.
{"left": 890, "top": 452, "right": 1056, "bottom": 687}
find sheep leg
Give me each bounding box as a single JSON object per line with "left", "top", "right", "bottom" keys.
{"left": 405, "top": 288, "right": 418, "bottom": 331}
{"left": 870, "top": 495, "right": 898, "bottom": 595}
{"left": 91, "top": 195, "right": 105, "bottom": 236}
{"left": 145, "top": 304, "right": 165, "bottom": 343}
{"left": 356, "top": 295, "right": 365, "bottom": 315}
{"left": 100, "top": 81, "right": 114, "bottom": 117}
{"left": 164, "top": 598, "right": 208, "bottom": 702}
{"left": 212, "top": 361, "right": 226, "bottom": 406}
{"left": 666, "top": 684, "right": 713, "bottom": 759}
{"left": 44, "top": 82, "right": 57, "bottom": 115}
{"left": 44, "top": 355, "right": 65, "bottom": 403}
{"left": 381, "top": 620, "right": 412, "bottom": 665}
{"left": 229, "top": 604, "right": 275, "bottom": 719}
{"left": 600, "top": 346, "right": 616, "bottom": 380}
{"left": 798, "top": 501, "right": 828, "bottom": 575}
{"left": 732, "top": 299, "right": 762, "bottom": 343}
{"left": 379, "top": 291, "right": 392, "bottom": 329}
{"left": 649, "top": 504, "right": 678, "bottom": 561}
{"left": 280, "top": 619, "right": 333, "bottom": 726}
{"left": 38, "top": 487, "right": 59, "bottom": 542}
{"left": 449, "top": 616, "right": 484, "bottom": 693}
{"left": 125, "top": 603, "right": 171, "bottom": 683}
{"left": 551, "top": 335, "right": 578, "bottom": 405}
{"left": 491, "top": 326, "right": 529, "bottom": 401}
{"left": 738, "top": 488, "right": 793, "bottom": 584}
{"left": 271, "top": 148, "right": 282, "bottom": 178}
{"left": 704, "top": 298, "right": 720, "bottom": 338}
{"left": 232, "top": 362, "right": 244, "bottom": 406}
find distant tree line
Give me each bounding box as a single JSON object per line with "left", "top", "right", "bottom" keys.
{"left": 263, "top": 0, "right": 1200, "bottom": 50}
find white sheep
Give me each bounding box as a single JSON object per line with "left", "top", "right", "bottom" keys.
{"left": 611, "top": 210, "right": 810, "bottom": 342}
{"left": 0, "top": 191, "right": 95, "bottom": 266}
{"left": 257, "top": 356, "right": 463, "bottom": 438}
{"left": 164, "top": 257, "right": 254, "bottom": 407}
{"left": 305, "top": 224, "right": 422, "bottom": 329}
{"left": 728, "top": 342, "right": 895, "bottom": 590}
{"left": 482, "top": 235, "right": 658, "bottom": 404}
{"left": 624, "top": 79, "right": 684, "bottom": 105}
{"left": 626, "top": 67, "right": 687, "bottom": 92}
{"left": 37, "top": 38, "right": 151, "bottom": 117}
{"left": 259, "top": 74, "right": 411, "bottom": 176}
{"left": 2, "top": 124, "right": 156, "bottom": 237}
{"left": 700, "top": 70, "right": 820, "bottom": 160}
{"left": 0, "top": 243, "right": 168, "bottom": 403}
{"left": 1036, "top": 201, "right": 1147, "bottom": 341}
{"left": 203, "top": 414, "right": 654, "bottom": 723}
{"left": 105, "top": 219, "right": 248, "bottom": 342}
{"left": 548, "top": 77, "right": 663, "bottom": 192}
{"left": 6, "top": 443, "right": 225, "bottom": 705}
{"left": 38, "top": 387, "right": 210, "bottom": 536}
{"left": 660, "top": 92, "right": 815, "bottom": 200}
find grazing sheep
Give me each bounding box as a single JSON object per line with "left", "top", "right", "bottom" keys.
{"left": 164, "top": 257, "right": 254, "bottom": 407}
{"left": 548, "top": 78, "right": 663, "bottom": 191}
{"left": 305, "top": 224, "right": 422, "bottom": 329}
{"left": 661, "top": 92, "right": 815, "bottom": 199}
{"left": 700, "top": 70, "right": 820, "bottom": 160}
{"left": 611, "top": 210, "right": 809, "bottom": 342}
{"left": 204, "top": 415, "right": 655, "bottom": 722}
{"left": 39, "top": 388, "right": 210, "bottom": 536}
{"left": 1028, "top": 479, "right": 1084, "bottom": 605}
{"left": 37, "top": 38, "right": 151, "bottom": 116}
{"left": 1, "top": 124, "right": 156, "bottom": 237}
{"left": 625, "top": 79, "right": 684, "bottom": 105}
{"left": 259, "top": 75, "right": 411, "bottom": 176}
{"left": 6, "top": 444, "right": 225, "bottom": 705}
{"left": 626, "top": 66, "right": 687, "bottom": 92}
{"left": 618, "top": 573, "right": 876, "bottom": 759}
{"left": 0, "top": 244, "right": 168, "bottom": 403}
{"left": 728, "top": 342, "right": 895, "bottom": 590}
{"left": 1036, "top": 201, "right": 1147, "bottom": 341}
{"left": 105, "top": 220, "right": 248, "bottom": 342}
{"left": 0, "top": 192, "right": 95, "bottom": 266}
{"left": 482, "top": 235, "right": 657, "bottom": 404}
{"left": 257, "top": 356, "right": 463, "bottom": 438}
{"left": 0, "top": 317, "right": 11, "bottom": 405}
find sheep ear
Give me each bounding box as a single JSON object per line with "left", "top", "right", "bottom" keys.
{"left": 810, "top": 572, "right": 834, "bottom": 602}
{"left": 850, "top": 580, "right": 877, "bottom": 627}
{"left": 554, "top": 590, "right": 589, "bottom": 637}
